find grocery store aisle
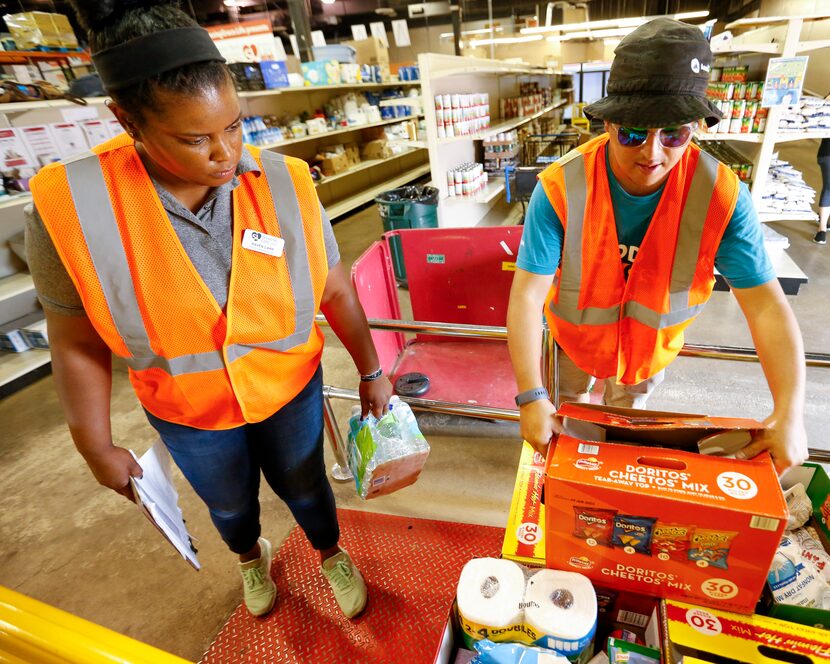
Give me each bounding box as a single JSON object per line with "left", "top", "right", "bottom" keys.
{"left": 1, "top": 151, "right": 829, "bottom": 660}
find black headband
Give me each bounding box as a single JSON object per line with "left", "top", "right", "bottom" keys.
{"left": 92, "top": 26, "right": 226, "bottom": 92}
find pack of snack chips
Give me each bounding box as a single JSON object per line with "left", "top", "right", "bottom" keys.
{"left": 652, "top": 523, "right": 694, "bottom": 562}
{"left": 573, "top": 507, "right": 617, "bottom": 546}
{"left": 611, "top": 515, "right": 656, "bottom": 555}
{"left": 688, "top": 529, "right": 738, "bottom": 570}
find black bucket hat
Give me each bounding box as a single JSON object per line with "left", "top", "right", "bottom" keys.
{"left": 584, "top": 17, "right": 722, "bottom": 128}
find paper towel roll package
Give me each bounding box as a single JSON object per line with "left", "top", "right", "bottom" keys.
{"left": 457, "top": 558, "right": 526, "bottom": 646}
{"left": 456, "top": 558, "right": 597, "bottom": 661}
{"left": 524, "top": 569, "right": 597, "bottom": 657}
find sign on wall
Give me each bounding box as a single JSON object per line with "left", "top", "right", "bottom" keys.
{"left": 206, "top": 20, "right": 278, "bottom": 63}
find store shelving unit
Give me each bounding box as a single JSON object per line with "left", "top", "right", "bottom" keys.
{"left": 704, "top": 14, "right": 830, "bottom": 216}
{"left": 418, "top": 53, "right": 571, "bottom": 227}
{"left": 258, "top": 115, "right": 424, "bottom": 150}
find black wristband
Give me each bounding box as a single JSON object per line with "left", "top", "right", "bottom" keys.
{"left": 514, "top": 387, "right": 549, "bottom": 407}
{"left": 360, "top": 367, "right": 383, "bottom": 382}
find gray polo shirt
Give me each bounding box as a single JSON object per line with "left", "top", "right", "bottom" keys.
{"left": 25, "top": 149, "right": 340, "bottom": 316}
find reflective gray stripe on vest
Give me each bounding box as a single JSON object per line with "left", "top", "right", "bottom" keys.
{"left": 225, "top": 150, "right": 315, "bottom": 362}
{"left": 669, "top": 150, "right": 720, "bottom": 311}
{"left": 550, "top": 149, "right": 620, "bottom": 326}
{"left": 549, "top": 144, "right": 720, "bottom": 330}
{"left": 64, "top": 146, "right": 312, "bottom": 375}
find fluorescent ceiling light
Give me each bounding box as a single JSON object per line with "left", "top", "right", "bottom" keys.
{"left": 321, "top": 0, "right": 336, "bottom": 4}
{"left": 439, "top": 27, "right": 504, "bottom": 39}
{"left": 547, "top": 27, "right": 636, "bottom": 42}
{"left": 470, "top": 34, "right": 543, "bottom": 47}
{"left": 521, "top": 10, "right": 708, "bottom": 35}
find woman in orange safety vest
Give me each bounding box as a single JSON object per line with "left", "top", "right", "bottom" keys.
{"left": 25, "top": 0, "right": 391, "bottom": 619}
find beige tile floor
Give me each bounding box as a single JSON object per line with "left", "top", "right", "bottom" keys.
{"left": 0, "top": 140, "right": 828, "bottom": 661}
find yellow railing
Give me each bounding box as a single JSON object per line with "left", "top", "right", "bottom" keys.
{"left": 0, "top": 586, "right": 191, "bottom": 664}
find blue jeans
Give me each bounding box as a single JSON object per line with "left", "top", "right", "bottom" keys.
{"left": 145, "top": 365, "right": 339, "bottom": 554}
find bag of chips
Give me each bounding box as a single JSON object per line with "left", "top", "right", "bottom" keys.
{"left": 573, "top": 507, "right": 617, "bottom": 546}
{"left": 611, "top": 515, "right": 657, "bottom": 555}
{"left": 651, "top": 523, "right": 695, "bottom": 562}
{"left": 688, "top": 529, "right": 738, "bottom": 570}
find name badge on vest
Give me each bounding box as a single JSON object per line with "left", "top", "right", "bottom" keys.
{"left": 242, "top": 229, "right": 284, "bottom": 257}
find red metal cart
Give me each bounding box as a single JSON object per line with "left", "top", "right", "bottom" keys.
{"left": 351, "top": 226, "right": 525, "bottom": 411}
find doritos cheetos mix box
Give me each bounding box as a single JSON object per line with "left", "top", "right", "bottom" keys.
{"left": 545, "top": 435, "right": 787, "bottom": 614}
{"left": 501, "top": 441, "right": 546, "bottom": 566}
{"left": 558, "top": 402, "right": 763, "bottom": 455}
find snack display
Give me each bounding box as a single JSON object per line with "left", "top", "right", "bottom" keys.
{"left": 687, "top": 529, "right": 738, "bottom": 570}
{"left": 574, "top": 508, "right": 617, "bottom": 546}
{"left": 546, "top": 436, "right": 786, "bottom": 613}
{"left": 611, "top": 516, "right": 656, "bottom": 555}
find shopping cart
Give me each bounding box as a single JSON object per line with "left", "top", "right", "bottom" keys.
{"left": 504, "top": 129, "right": 580, "bottom": 221}
{"left": 349, "top": 226, "right": 524, "bottom": 411}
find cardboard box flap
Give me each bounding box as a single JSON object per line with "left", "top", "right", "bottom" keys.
{"left": 547, "top": 435, "right": 787, "bottom": 518}
{"left": 558, "top": 402, "right": 763, "bottom": 450}
{"left": 665, "top": 600, "right": 830, "bottom": 662}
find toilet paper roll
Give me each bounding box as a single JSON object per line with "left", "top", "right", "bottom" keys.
{"left": 524, "top": 569, "right": 597, "bottom": 656}
{"left": 457, "top": 558, "right": 525, "bottom": 641}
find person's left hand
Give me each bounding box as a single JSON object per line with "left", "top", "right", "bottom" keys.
{"left": 359, "top": 375, "right": 394, "bottom": 419}
{"left": 735, "top": 413, "right": 808, "bottom": 475}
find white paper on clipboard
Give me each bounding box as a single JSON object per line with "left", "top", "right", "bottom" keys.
{"left": 129, "top": 440, "right": 200, "bottom": 570}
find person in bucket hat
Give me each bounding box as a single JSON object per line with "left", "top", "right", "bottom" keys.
{"left": 507, "top": 18, "right": 807, "bottom": 473}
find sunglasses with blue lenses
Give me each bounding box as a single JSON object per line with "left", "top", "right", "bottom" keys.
{"left": 613, "top": 123, "right": 698, "bottom": 149}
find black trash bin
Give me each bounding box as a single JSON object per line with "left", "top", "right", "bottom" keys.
{"left": 375, "top": 185, "right": 439, "bottom": 285}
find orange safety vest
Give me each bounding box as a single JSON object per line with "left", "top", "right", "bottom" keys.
{"left": 538, "top": 134, "right": 740, "bottom": 385}
{"left": 31, "top": 133, "right": 329, "bottom": 429}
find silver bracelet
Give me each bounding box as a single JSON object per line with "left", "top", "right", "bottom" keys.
{"left": 360, "top": 367, "right": 383, "bottom": 382}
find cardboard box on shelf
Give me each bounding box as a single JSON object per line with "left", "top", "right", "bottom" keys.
{"left": 0, "top": 312, "right": 43, "bottom": 353}
{"left": 259, "top": 60, "right": 290, "bottom": 88}
{"left": 344, "top": 37, "right": 389, "bottom": 67}
{"left": 19, "top": 318, "right": 47, "bottom": 349}
{"left": 545, "top": 434, "right": 787, "bottom": 614}
{"left": 3, "top": 11, "right": 76, "bottom": 49}
{"left": 501, "top": 441, "right": 546, "bottom": 566}
{"left": 361, "top": 138, "right": 392, "bottom": 160}
{"left": 319, "top": 151, "right": 349, "bottom": 176}
{"left": 761, "top": 462, "right": 830, "bottom": 629}
{"left": 663, "top": 599, "right": 830, "bottom": 662}
{"left": 301, "top": 60, "right": 341, "bottom": 86}
{"left": 343, "top": 142, "right": 361, "bottom": 167}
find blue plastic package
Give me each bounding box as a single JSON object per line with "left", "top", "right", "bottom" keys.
{"left": 472, "top": 639, "right": 571, "bottom": 664}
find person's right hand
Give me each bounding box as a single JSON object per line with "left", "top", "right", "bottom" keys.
{"left": 84, "top": 445, "right": 143, "bottom": 502}
{"left": 519, "top": 399, "right": 563, "bottom": 458}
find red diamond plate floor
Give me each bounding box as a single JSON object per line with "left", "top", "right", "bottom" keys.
{"left": 199, "top": 509, "right": 503, "bottom": 664}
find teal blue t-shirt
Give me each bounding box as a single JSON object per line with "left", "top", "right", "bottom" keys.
{"left": 516, "top": 156, "right": 775, "bottom": 289}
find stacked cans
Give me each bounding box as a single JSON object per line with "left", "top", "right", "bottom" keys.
{"left": 446, "top": 162, "right": 488, "bottom": 197}
{"left": 483, "top": 131, "right": 519, "bottom": 172}
{"left": 698, "top": 140, "right": 754, "bottom": 182}
{"left": 707, "top": 66, "right": 766, "bottom": 134}
{"left": 434, "top": 93, "right": 490, "bottom": 138}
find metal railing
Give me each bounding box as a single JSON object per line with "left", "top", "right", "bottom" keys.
{"left": 316, "top": 314, "right": 830, "bottom": 470}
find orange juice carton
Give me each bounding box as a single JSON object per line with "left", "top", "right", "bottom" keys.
{"left": 501, "top": 442, "right": 546, "bottom": 566}
{"left": 558, "top": 402, "right": 763, "bottom": 455}
{"left": 663, "top": 599, "right": 830, "bottom": 662}
{"left": 545, "top": 435, "right": 787, "bottom": 614}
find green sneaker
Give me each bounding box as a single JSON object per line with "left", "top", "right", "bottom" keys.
{"left": 239, "top": 537, "right": 277, "bottom": 617}
{"left": 321, "top": 549, "right": 367, "bottom": 618}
